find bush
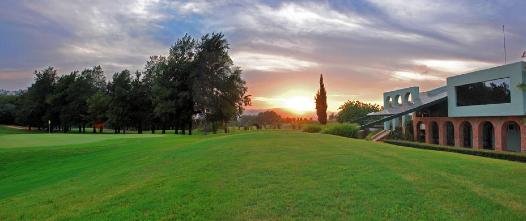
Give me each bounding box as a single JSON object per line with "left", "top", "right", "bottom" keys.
{"left": 384, "top": 140, "right": 526, "bottom": 163}
{"left": 302, "top": 124, "right": 322, "bottom": 133}
{"left": 322, "top": 123, "right": 359, "bottom": 138}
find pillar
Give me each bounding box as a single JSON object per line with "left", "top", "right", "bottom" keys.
{"left": 413, "top": 120, "right": 419, "bottom": 142}
{"left": 438, "top": 120, "right": 446, "bottom": 146}
{"left": 520, "top": 124, "right": 526, "bottom": 152}
{"left": 453, "top": 121, "right": 462, "bottom": 147}
{"left": 424, "top": 121, "right": 432, "bottom": 144}
{"left": 472, "top": 120, "right": 481, "bottom": 149}
{"left": 494, "top": 120, "right": 504, "bottom": 151}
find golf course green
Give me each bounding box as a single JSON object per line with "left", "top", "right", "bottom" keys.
{"left": 1, "top": 126, "right": 526, "bottom": 220}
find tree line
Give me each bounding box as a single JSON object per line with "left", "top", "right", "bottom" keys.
{"left": 1, "top": 33, "right": 251, "bottom": 134}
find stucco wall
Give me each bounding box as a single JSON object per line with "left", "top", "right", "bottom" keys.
{"left": 447, "top": 62, "right": 526, "bottom": 117}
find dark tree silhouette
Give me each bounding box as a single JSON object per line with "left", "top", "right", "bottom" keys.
{"left": 6, "top": 33, "right": 250, "bottom": 135}
{"left": 315, "top": 74, "right": 327, "bottom": 125}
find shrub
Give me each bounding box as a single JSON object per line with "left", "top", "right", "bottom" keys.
{"left": 302, "top": 124, "right": 322, "bottom": 133}
{"left": 384, "top": 140, "right": 526, "bottom": 163}
{"left": 322, "top": 123, "right": 359, "bottom": 138}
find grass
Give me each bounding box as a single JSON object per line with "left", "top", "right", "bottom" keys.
{"left": 1, "top": 126, "right": 526, "bottom": 220}
{"left": 0, "top": 125, "right": 40, "bottom": 135}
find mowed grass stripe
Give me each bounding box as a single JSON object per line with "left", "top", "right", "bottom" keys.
{"left": 1, "top": 131, "right": 526, "bottom": 220}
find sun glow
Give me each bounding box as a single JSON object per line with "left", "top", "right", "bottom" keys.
{"left": 280, "top": 96, "right": 315, "bottom": 114}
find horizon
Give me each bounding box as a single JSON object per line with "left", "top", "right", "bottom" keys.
{"left": 1, "top": 0, "right": 525, "bottom": 115}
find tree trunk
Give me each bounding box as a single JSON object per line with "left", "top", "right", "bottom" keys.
{"left": 99, "top": 126, "right": 103, "bottom": 133}
{"left": 79, "top": 125, "right": 82, "bottom": 133}
{"left": 82, "top": 124, "right": 86, "bottom": 133}
{"left": 188, "top": 120, "right": 192, "bottom": 135}
{"left": 92, "top": 126, "right": 96, "bottom": 133}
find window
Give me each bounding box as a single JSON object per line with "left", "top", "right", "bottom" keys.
{"left": 456, "top": 77, "right": 511, "bottom": 106}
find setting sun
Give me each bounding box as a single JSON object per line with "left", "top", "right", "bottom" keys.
{"left": 281, "top": 96, "right": 315, "bottom": 114}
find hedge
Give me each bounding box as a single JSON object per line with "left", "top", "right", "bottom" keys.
{"left": 322, "top": 123, "right": 360, "bottom": 138}
{"left": 302, "top": 124, "right": 322, "bottom": 133}
{"left": 383, "top": 139, "right": 526, "bottom": 163}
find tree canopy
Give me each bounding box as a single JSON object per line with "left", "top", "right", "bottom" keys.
{"left": 336, "top": 100, "right": 382, "bottom": 124}
{"left": 4, "top": 33, "right": 251, "bottom": 134}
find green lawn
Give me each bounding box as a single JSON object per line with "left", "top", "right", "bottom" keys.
{"left": 0, "top": 125, "right": 40, "bottom": 135}
{"left": 1, "top": 126, "right": 526, "bottom": 220}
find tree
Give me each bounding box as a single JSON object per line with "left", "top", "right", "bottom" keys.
{"left": 6, "top": 33, "right": 250, "bottom": 135}
{"left": 107, "top": 70, "right": 132, "bottom": 133}
{"left": 144, "top": 56, "right": 165, "bottom": 133}
{"left": 315, "top": 74, "right": 327, "bottom": 125}
{"left": 257, "top": 110, "right": 282, "bottom": 129}
{"left": 21, "top": 67, "right": 57, "bottom": 130}
{"left": 336, "top": 100, "right": 382, "bottom": 124}
{"left": 193, "top": 33, "right": 251, "bottom": 133}
{"left": 78, "top": 66, "right": 107, "bottom": 132}
{"left": 49, "top": 71, "right": 78, "bottom": 132}
{"left": 167, "top": 34, "right": 196, "bottom": 134}
{"left": 129, "top": 71, "right": 152, "bottom": 134}
{"left": 87, "top": 91, "right": 109, "bottom": 133}
{"left": 0, "top": 91, "right": 19, "bottom": 124}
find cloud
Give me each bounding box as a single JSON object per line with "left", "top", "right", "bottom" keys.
{"left": 6, "top": 0, "right": 171, "bottom": 75}
{"left": 1, "top": 0, "right": 525, "bottom": 111}
{"left": 231, "top": 52, "right": 318, "bottom": 72}
{"left": 0, "top": 70, "right": 34, "bottom": 80}
{"left": 391, "top": 71, "right": 443, "bottom": 81}
{"left": 168, "top": 0, "right": 214, "bottom": 15}
{"left": 412, "top": 59, "right": 496, "bottom": 74}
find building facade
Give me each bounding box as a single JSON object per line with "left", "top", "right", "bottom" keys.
{"left": 368, "top": 61, "right": 526, "bottom": 152}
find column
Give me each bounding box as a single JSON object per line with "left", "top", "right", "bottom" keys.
{"left": 453, "top": 121, "right": 462, "bottom": 147}
{"left": 424, "top": 121, "right": 432, "bottom": 144}
{"left": 438, "top": 121, "right": 446, "bottom": 146}
{"left": 494, "top": 120, "right": 504, "bottom": 151}
{"left": 472, "top": 120, "right": 481, "bottom": 149}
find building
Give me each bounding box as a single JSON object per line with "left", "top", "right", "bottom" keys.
{"left": 367, "top": 61, "right": 526, "bottom": 152}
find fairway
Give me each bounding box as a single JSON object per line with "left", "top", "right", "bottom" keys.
{"left": 1, "top": 130, "right": 526, "bottom": 220}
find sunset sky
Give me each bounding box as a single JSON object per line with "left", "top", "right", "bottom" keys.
{"left": 1, "top": 0, "right": 525, "bottom": 114}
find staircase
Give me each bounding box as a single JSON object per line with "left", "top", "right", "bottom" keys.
{"left": 371, "top": 130, "right": 391, "bottom": 142}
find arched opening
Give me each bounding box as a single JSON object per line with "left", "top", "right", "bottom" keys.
{"left": 431, "top": 122, "right": 439, "bottom": 144}
{"left": 460, "top": 122, "right": 472, "bottom": 148}
{"left": 445, "top": 121, "right": 454, "bottom": 146}
{"left": 503, "top": 121, "right": 521, "bottom": 152}
{"left": 404, "top": 92, "right": 413, "bottom": 104}
{"left": 385, "top": 96, "right": 392, "bottom": 108}
{"left": 416, "top": 121, "right": 425, "bottom": 142}
{"left": 481, "top": 121, "right": 494, "bottom": 150}
{"left": 395, "top": 95, "right": 402, "bottom": 106}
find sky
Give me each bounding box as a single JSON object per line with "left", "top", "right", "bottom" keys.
{"left": 0, "top": 0, "right": 525, "bottom": 114}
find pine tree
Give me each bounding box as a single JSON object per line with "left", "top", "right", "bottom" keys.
{"left": 315, "top": 74, "right": 327, "bottom": 125}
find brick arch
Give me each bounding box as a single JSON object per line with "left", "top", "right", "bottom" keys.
{"left": 441, "top": 121, "right": 454, "bottom": 146}
{"left": 477, "top": 120, "right": 495, "bottom": 150}
{"left": 459, "top": 121, "right": 473, "bottom": 148}
{"left": 430, "top": 121, "right": 439, "bottom": 144}
{"left": 415, "top": 121, "right": 426, "bottom": 142}
{"left": 501, "top": 120, "right": 522, "bottom": 152}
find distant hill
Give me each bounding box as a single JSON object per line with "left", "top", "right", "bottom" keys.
{"left": 244, "top": 108, "right": 335, "bottom": 119}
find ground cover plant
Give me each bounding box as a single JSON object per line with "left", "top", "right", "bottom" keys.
{"left": 321, "top": 123, "right": 360, "bottom": 138}
{"left": 2, "top": 126, "right": 526, "bottom": 220}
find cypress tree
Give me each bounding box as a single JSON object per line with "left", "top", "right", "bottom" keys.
{"left": 315, "top": 74, "right": 327, "bottom": 125}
